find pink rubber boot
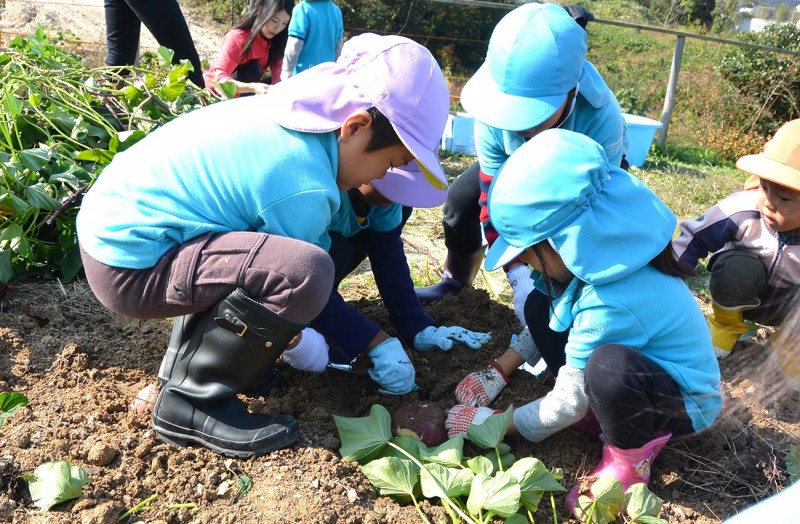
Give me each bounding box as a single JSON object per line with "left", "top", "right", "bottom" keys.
{"left": 565, "top": 432, "right": 671, "bottom": 519}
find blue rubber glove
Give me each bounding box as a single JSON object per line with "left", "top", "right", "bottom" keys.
{"left": 367, "top": 338, "right": 416, "bottom": 395}
{"left": 507, "top": 264, "right": 534, "bottom": 327}
{"left": 413, "top": 325, "right": 492, "bottom": 352}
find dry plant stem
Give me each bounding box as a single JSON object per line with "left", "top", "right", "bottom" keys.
{"left": 402, "top": 238, "right": 441, "bottom": 268}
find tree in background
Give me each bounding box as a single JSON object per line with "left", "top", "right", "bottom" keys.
{"left": 198, "top": 0, "right": 504, "bottom": 77}
{"left": 776, "top": 3, "right": 790, "bottom": 22}
{"left": 335, "top": 0, "right": 503, "bottom": 76}
{"left": 720, "top": 22, "right": 800, "bottom": 137}
{"left": 712, "top": 0, "right": 741, "bottom": 33}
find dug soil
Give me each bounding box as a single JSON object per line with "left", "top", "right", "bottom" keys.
{"left": 0, "top": 2, "right": 798, "bottom": 523}
{"left": 0, "top": 260, "right": 798, "bottom": 523}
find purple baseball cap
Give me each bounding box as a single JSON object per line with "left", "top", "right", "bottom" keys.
{"left": 268, "top": 33, "right": 451, "bottom": 207}
{"left": 372, "top": 159, "right": 448, "bottom": 208}
{"left": 460, "top": 3, "right": 587, "bottom": 132}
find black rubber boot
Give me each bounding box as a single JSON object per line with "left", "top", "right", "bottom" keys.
{"left": 416, "top": 249, "right": 484, "bottom": 303}
{"left": 152, "top": 288, "right": 303, "bottom": 458}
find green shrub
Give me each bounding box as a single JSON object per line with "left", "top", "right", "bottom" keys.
{"left": 719, "top": 23, "right": 800, "bottom": 138}
{"left": 0, "top": 30, "right": 216, "bottom": 282}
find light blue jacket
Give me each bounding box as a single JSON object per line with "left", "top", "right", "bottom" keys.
{"left": 77, "top": 95, "right": 341, "bottom": 269}
{"left": 485, "top": 130, "right": 721, "bottom": 440}
{"left": 537, "top": 265, "right": 722, "bottom": 432}
{"left": 287, "top": 0, "right": 344, "bottom": 74}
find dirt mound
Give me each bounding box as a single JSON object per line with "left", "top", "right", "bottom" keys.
{"left": 0, "top": 0, "right": 227, "bottom": 64}
{"left": 0, "top": 276, "right": 797, "bottom": 523}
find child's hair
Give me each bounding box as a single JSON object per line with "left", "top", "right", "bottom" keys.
{"left": 365, "top": 107, "right": 402, "bottom": 152}
{"left": 236, "top": 0, "right": 294, "bottom": 68}
{"left": 529, "top": 244, "right": 559, "bottom": 300}
{"left": 649, "top": 243, "right": 696, "bottom": 279}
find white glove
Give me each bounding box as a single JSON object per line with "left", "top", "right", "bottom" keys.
{"left": 509, "top": 327, "right": 541, "bottom": 364}
{"left": 281, "top": 327, "right": 329, "bottom": 373}
{"left": 368, "top": 338, "right": 416, "bottom": 395}
{"left": 507, "top": 264, "right": 534, "bottom": 327}
{"left": 413, "top": 325, "right": 492, "bottom": 352}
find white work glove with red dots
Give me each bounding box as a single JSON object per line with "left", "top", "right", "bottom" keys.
{"left": 445, "top": 405, "right": 502, "bottom": 437}
{"left": 454, "top": 361, "right": 510, "bottom": 407}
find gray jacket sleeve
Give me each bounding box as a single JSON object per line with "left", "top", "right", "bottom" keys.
{"left": 335, "top": 37, "right": 344, "bottom": 60}
{"left": 282, "top": 36, "right": 304, "bottom": 78}
{"left": 513, "top": 364, "right": 589, "bottom": 443}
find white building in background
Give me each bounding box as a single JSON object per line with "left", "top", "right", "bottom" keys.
{"left": 733, "top": 2, "right": 800, "bottom": 32}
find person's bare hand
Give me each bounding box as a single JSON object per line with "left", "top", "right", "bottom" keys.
{"left": 129, "top": 383, "right": 159, "bottom": 416}
{"left": 251, "top": 83, "right": 270, "bottom": 95}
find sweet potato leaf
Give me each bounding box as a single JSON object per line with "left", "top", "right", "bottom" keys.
{"left": 466, "top": 406, "right": 512, "bottom": 449}
{"left": 334, "top": 404, "right": 392, "bottom": 463}
{"left": 21, "top": 460, "right": 89, "bottom": 511}
{"left": 465, "top": 470, "right": 520, "bottom": 518}
{"left": 0, "top": 391, "right": 28, "bottom": 426}
{"left": 624, "top": 483, "right": 663, "bottom": 520}
{"left": 507, "top": 457, "right": 566, "bottom": 511}
{"left": 420, "top": 463, "right": 473, "bottom": 500}
{"left": 419, "top": 435, "right": 464, "bottom": 468}
{"left": 362, "top": 457, "right": 420, "bottom": 498}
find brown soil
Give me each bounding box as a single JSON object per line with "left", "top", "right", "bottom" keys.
{"left": 0, "top": 273, "right": 798, "bottom": 524}
{"left": 0, "top": 3, "right": 798, "bottom": 523}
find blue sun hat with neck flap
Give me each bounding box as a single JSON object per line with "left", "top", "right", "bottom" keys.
{"left": 460, "top": 3, "right": 587, "bottom": 132}
{"left": 484, "top": 129, "right": 677, "bottom": 285}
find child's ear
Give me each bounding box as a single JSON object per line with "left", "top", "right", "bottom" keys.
{"left": 339, "top": 110, "right": 373, "bottom": 143}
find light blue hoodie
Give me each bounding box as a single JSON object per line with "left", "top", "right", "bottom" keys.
{"left": 486, "top": 129, "right": 722, "bottom": 434}
{"left": 77, "top": 95, "right": 340, "bottom": 269}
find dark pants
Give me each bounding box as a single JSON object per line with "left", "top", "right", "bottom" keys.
{"left": 709, "top": 249, "right": 796, "bottom": 325}
{"left": 442, "top": 161, "right": 483, "bottom": 254}
{"left": 328, "top": 232, "right": 368, "bottom": 287}
{"left": 586, "top": 344, "right": 695, "bottom": 448}
{"left": 524, "top": 289, "right": 569, "bottom": 372}
{"left": 81, "top": 231, "right": 334, "bottom": 324}
{"left": 524, "top": 289, "right": 695, "bottom": 448}
{"left": 104, "top": 0, "right": 205, "bottom": 88}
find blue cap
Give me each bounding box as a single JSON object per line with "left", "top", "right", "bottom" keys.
{"left": 460, "top": 3, "right": 587, "bottom": 132}
{"left": 484, "top": 129, "right": 677, "bottom": 285}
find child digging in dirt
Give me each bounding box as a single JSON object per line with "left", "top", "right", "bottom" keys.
{"left": 132, "top": 165, "right": 492, "bottom": 410}
{"left": 444, "top": 129, "right": 722, "bottom": 520}
{"left": 294, "top": 164, "right": 491, "bottom": 395}
{"left": 673, "top": 119, "right": 800, "bottom": 362}
{"left": 77, "top": 33, "right": 451, "bottom": 458}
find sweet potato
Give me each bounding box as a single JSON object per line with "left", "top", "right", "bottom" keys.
{"left": 391, "top": 399, "right": 447, "bottom": 447}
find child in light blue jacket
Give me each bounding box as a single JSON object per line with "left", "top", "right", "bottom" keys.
{"left": 445, "top": 129, "right": 721, "bottom": 520}
{"left": 77, "top": 33, "right": 450, "bottom": 459}
{"left": 286, "top": 164, "right": 491, "bottom": 395}
{"left": 282, "top": 0, "right": 344, "bottom": 78}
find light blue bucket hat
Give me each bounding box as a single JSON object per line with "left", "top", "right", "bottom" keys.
{"left": 460, "top": 3, "right": 587, "bottom": 132}
{"left": 484, "top": 129, "right": 677, "bottom": 285}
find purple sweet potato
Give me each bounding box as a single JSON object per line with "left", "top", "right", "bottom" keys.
{"left": 391, "top": 399, "right": 447, "bottom": 447}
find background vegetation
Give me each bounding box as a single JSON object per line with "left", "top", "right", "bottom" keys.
{"left": 191, "top": 0, "right": 800, "bottom": 164}
{"left": 0, "top": 0, "right": 798, "bottom": 282}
